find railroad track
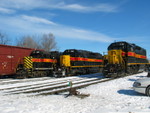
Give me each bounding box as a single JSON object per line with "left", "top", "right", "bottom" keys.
{"left": 0, "top": 72, "right": 137, "bottom": 96}
{"left": 0, "top": 73, "right": 105, "bottom": 96}
{"left": 0, "top": 77, "right": 53, "bottom": 85}
{"left": 0, "top": 73, "right": 102, "bottom": 90}
{"left": 0, "top": 73, "right": 103, "bottom": 85}
{"left": 35, "top": 77, "right": 113, "bottom": 96}
{"left": 1, "top": 72, "right": 146, "bottom": 98}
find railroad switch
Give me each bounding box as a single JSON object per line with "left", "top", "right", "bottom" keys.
{"left": 67, "top": 88, "right": 90, "bottom": 99}
{"left": 66, "top": 81, "right": 90, "bottom": 99}
{"left": 68, "top": 81, "right": 79, "bottom": 95}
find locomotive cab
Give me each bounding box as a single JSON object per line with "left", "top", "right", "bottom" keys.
{"left": 104, "top": 42, "right": 127, "bottom": 77}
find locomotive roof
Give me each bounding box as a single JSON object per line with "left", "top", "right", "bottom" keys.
{"left": 64, "top": 49, "right": 102, "bottom": 55}
{"left": 109, "top": 41, "right": 146, "bottom": 51}
{"left": 30, "top": 50, "right": 50, "bottom": 55}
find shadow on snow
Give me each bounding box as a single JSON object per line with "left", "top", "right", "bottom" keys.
{"left": 117, "top": 89, "right": 146, "bottom": 96}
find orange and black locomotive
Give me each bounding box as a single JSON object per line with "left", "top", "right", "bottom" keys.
{"left": 59, "top": 49, "right": 103, "bottom": 77}
{"left": 103, "top": 41, "right": 149, "bottom": 77}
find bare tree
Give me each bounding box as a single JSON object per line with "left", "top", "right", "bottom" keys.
{"left": 40, "top": 33, "right": 57, "bottom": 51}
{"left": 0, "top": 32, "right": 9, "bottom": 45}
{"left": 16, "top": 33, "right": 58, "bottom": 51}
{"left": 16, "top": 36, "right": 39, "bottom": 49}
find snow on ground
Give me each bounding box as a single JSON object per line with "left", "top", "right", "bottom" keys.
{"left": 0, "top": 72, "right": 150, "bottom": 113}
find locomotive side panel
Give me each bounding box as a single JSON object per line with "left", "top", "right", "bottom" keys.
{"left": 61, "top": 49, "right": 103, "bottom": 76}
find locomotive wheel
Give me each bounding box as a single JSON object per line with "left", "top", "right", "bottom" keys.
{"left": 146, "top": 86, "right": 150, "bottom": 96}
{"left": 15, "top": 69, "right": 28, "bottom": 79}
{"left": 109, "top": 67, "right": 114, "bottom": 73}
{"left": 62, "top": 70, "right": 66, "bottom": 77}
{"left": 127, "top": 67, "right": 133, "bottom": 75}
{"left": 109, "top": 66, "right": 116, "bottom": 74}
{"left": 39, "top": 72, "right": 47, "bottom": 77}
{"left": 32, "top": 72, "right": 37, "bottom": 78}
{"left": 132, "top": 66, "right": 136, "bottom": 74}
{"left": 53, "top": 72, "right": 60, "bottom": 78}
{"left": 117, "top": 71, "right": 122, "bottom": 77}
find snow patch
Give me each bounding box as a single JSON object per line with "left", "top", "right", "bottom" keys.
{"left": 0, "top": 72, "right": 150, "bottom": 113}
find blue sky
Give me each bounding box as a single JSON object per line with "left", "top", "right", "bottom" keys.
{"left": 0, "top": 0, "right": 150, "bottom": 57}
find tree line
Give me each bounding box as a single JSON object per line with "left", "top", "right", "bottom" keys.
{"left": 0, "top": 32, "right": 58, "bottom": 51}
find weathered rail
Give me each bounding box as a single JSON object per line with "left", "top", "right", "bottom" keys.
{"left": 0, "top": 72, "right": 136, "bottom": 96}
{"left": 36, "top": 78, "right": 113, "bottom": 96}
{"left": 0, "top": 77, "right": 52, "bottom": 85}
{"left": 6, "top": 77, "right": 105, "bottom": 94}
{"left": 1, "top": 73, "right": 103, "bottom": 95}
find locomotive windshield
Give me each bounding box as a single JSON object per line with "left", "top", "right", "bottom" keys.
{"left": 63, "top": 49, "right": 76, "bottom": 56}
{"left": 108, "top": 42, "right": 127, "bottom": 51}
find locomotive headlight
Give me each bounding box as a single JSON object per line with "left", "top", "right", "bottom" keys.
{"left": 133, "top": 82, "right": 141, "bottom": 87}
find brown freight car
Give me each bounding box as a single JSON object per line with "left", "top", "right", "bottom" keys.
{"left": 0, "top": 44, "right": 35, "bottom": 78}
